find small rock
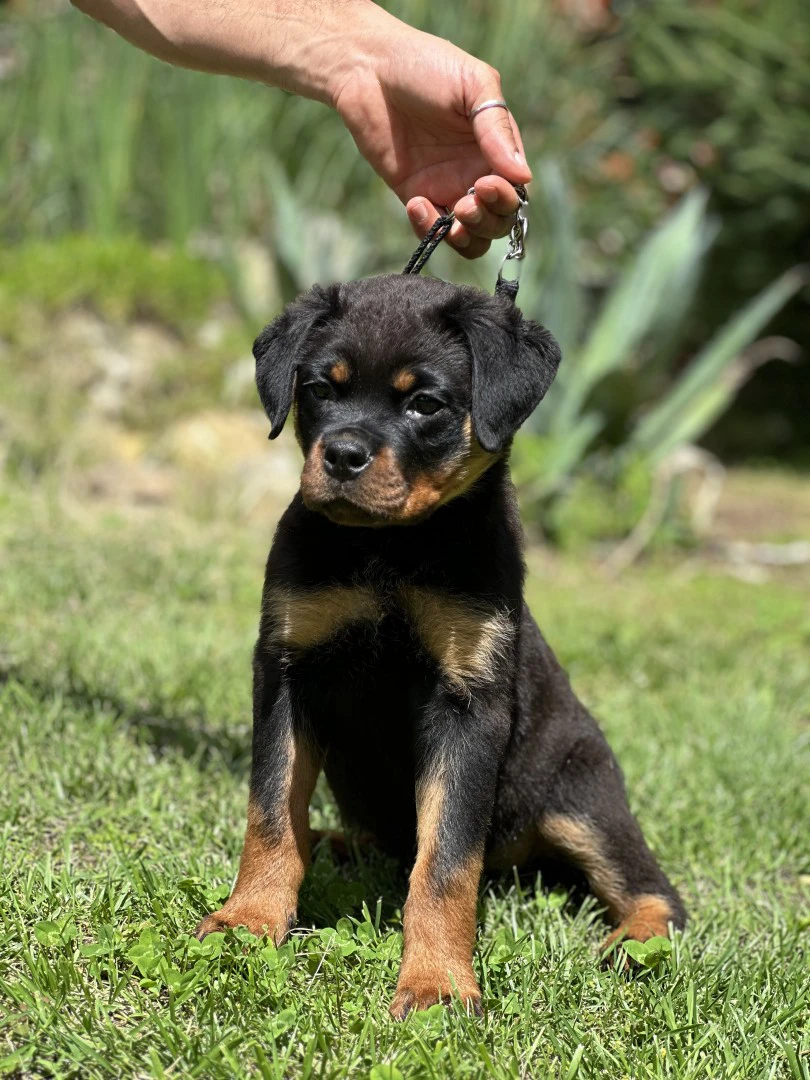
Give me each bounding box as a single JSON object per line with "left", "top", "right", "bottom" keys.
{"left": 195, "top": 317, "right": 227, "bottom": 350}
{"left": 231, "top": 241, "right": 282, "bottom": 322}
{"left": 223, "top": 355, "right": 257, "bottom": 404}
{"left": 54, "top": 310, "right": 109, "bottom": 352}
{"left": 68, "top": 420, "right": 147, "bottom": 467}
{"left": 123, "top": 322, "right": 179, "bottom": 369}
{"left": 76, "top": 461, "right": 176, "bottom": 506}
{"left": 160, "top": 408, "right": 301, "bottom": 518}
{"left": 161, "top": 408, "right": 272, "bottom": 473}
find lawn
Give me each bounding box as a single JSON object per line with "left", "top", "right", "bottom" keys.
{"left": 1, "top": 486, "right": 808, "bottom": 1079}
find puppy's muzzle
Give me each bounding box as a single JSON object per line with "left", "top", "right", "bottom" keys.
{"left": 323, "top": 431, "right": 373, "bottom": 483}
{"left": 302, "top": 429, "right": 409, "bottom": 526}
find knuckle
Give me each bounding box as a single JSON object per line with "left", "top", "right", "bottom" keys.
{"left": 484, "top": 63, "right": 502, "bottom": 86}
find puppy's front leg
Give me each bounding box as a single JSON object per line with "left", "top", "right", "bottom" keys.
{"left": 196, "top": 660, "right": 320, "bottom": 944}
{"left": 390, "top": 691, "right": 510, "bottom": 1019}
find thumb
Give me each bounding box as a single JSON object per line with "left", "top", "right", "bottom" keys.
{"left": 468, "top": 69, "right": 532, "bottom": 184}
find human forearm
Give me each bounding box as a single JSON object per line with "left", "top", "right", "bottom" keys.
{"left": 71, "top": 0, "right": 533, "bottom": 256}
{"left": 69, "top": 0, "right": 400, "bottom": 106}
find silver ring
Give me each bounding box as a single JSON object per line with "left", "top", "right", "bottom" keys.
{"left": 469, "top": 99, "right": 509, "bottom": 122}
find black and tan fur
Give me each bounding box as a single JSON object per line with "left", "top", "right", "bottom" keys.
{"left": 195, "top": 275, "right": 686, "bottom": 1017}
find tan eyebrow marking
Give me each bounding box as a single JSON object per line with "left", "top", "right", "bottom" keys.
{"left": 329, "top": 360, "right": 350, "bottom": 384}
{"left": 393, "top": 369, "right": 417, "bottom": 393}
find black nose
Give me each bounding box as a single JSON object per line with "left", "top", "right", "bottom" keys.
{"left": 323, "top": 434, "right": 372, "bottom": 482}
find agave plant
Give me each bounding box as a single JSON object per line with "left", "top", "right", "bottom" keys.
{"left": 509, "top": 165, "right": 805, "bottom": 543}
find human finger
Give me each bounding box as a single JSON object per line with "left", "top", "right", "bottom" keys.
{"left": 467, "top": 69, "right": 532, "bottom": 185}
{"left": 445, "top": 220, "right": 491, "bottom": 260}
{"left": 405, "top": 196, "right": 444, "bottom": 240}
{"left": 453, "top": 192, "right": 514, "bottom": 241}
{"left": 406, "top": 198, "right": 495, "bottom": 260}
{"left": 406, "top": 197, "right": 490, "bottom": 259}
{"left": 469, "top": 174, "right": 523, "bottom": 217}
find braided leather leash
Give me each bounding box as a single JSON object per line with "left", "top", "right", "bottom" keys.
{"left": 402, "top": 183, "right": 528, "bottom": 303}
{"left": 402, "top": 214, "right": 456, "bottom": 275}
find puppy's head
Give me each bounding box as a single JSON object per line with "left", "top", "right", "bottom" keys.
{"left": 254, "top": 275, "right": 560, "bottom": 526}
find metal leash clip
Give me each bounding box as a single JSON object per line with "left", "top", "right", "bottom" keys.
{"left": 402, "top": 181, "right": 529, "bottom": 304}
{"left": 495, "top": 183, "right": 528, "bottom": 302}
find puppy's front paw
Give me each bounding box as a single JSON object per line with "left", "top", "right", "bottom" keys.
{"left": 194, "top": 901, "right": 295, "bottom": 945}
{"left": 389, "top": 969, "right": 482, "bottom": 1020}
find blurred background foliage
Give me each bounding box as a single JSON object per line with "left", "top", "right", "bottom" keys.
{"left": 0, "top": 0, "right": 808, "bottom": 550}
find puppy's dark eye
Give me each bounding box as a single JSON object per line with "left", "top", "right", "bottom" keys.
{"left": 407, "top": 394, "right": 444, "bottom": 417}
{"left": 305, "top": 382, "right": 334, "bottom": 401}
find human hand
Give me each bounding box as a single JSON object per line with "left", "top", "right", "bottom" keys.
{"left": 70, "top": 0, "right": 530, "bottom": 258}
{"left": 333, "top": 15, "right": 532, "bottom": 259}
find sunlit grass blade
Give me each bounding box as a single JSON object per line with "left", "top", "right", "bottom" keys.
{"left": 551, "top": 189, "right": 709, "bottom": 434}
{"left": 631, "top": 267, "right": 807, "bottom": 459}
{"left": 532, "top": 159, "right": 581, "bottom": 364}
{"left": 515, "top": 414, "right": 605, "bottom": 504}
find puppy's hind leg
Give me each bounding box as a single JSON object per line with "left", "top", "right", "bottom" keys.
{"left": 537, "top": 729, "right": 686, "bottom": 956}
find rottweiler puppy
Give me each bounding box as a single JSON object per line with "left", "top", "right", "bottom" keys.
{"left": 195, "top": 274, "right": 686, "bottom": 1017}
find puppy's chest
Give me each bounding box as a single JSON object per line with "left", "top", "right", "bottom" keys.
{"left": 264, "top": 577, "right": 513, "bottom": 687}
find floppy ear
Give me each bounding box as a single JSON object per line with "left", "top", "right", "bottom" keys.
{"left": 254, "top": 284, "right": 339, "bottom": 438}
{"left": 449, "top": 296, "right": 561, "bottom": 453}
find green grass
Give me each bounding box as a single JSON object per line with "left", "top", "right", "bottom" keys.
{"left": 1, "top": 489, "right": 809, "bottom": 1079}
{"left": 0, "top": 237, "right": 231, "bottom": 339}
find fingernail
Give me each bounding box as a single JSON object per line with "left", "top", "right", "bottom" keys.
{"left": 411, "top": 202, "right": 429, "bottom": 225}
{"left": 479, "top": 188, "right": 498, "bottom": 205}
{"left": 514, "top": 151, "right": 528, "bottom": 168}
{"left": 464, "top": 204, "right": 483, "bottom": 224}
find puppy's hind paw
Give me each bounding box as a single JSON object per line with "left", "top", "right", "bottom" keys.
{"left": 598, "top": 893, "right": 681, "bottom": 969}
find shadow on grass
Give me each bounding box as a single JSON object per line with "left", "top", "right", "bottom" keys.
{"left": 2, "top": 662, "right": 600, "bottom": 935}
{"left": 298, "top": 838, "right": 409, "bottom": 932}
{"left": 297, "top": 834, "right": 595, "bottom": 935}
{"left": 0, "top": 661, "right": 251, "bottom": 775}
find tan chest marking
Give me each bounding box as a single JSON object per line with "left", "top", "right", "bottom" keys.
{"left": 401, "top": 586, "right": 513, "bottom": 686}
{"left": 265, "top": 585, "right": 381, "bottom": 650}
{"left": 265, "top": 584, "right": 513, "bottom": 683}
